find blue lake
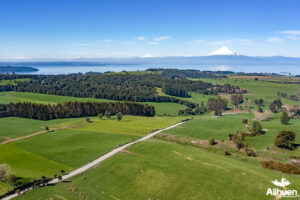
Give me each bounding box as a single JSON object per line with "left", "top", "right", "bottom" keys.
{"left": 19, "top": 64, "right": 300, "bottom": 75}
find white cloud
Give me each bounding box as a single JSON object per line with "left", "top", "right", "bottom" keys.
{"left": 278, "top": 30, "right": 300, "bottom": 40}
{"left": 104, "top": 40, "right": 113, "bottom": 42}
{"left": 14, "top": 56, "right": 26, "bottom": 60}
{"left": 147, "top": 41, "right": 159, "bottom": 45}
{"left": 141, "top": 53, "right": 154, "bottom": 58}
{"left": 65, "top": 56, "right": 82, "bottom": 59}
{"left": 285, "top": 35, "right": 300, "bottom": 40}
{"left": 191, "top": 40, "right": 204, "bottom": 44}
{"left": 122, "top": 41, "right": 136, "bottom": 45}
{"left": 279, "top": 30, "right": 300, "bottom": 35}
{"left": 266, "top": 37, "right": 283, "bottom": 43}
{"left": 74, "top": 43, "right": 96, "bottom": 46}
{"left": 209, "top": 40, "right": 232, "bottom": 45}
{"left": 239, "top": 39, "right": 253, "bottom": 46}
{"left": 137, "top": 37, "right": 146, "bottom": 41}
{"left": 154, "top": 36, "right": 170, "bottom": 41}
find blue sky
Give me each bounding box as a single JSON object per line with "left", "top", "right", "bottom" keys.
{"left": 1, "top": 0, "right": 300, "bottom": 60}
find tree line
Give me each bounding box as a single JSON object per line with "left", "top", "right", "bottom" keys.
{"left": 0, "top": 72, "right": 246, "bottom": 105}
{"left": 4, "top": 101, "right": 155, "bottom": 120}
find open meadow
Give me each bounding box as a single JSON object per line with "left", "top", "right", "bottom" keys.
{"left": 15, "top": 139, "right": 300, "bottom": 200}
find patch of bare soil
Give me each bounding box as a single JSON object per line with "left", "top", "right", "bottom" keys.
{"left": 120, "top": 150, "right": 133, "bottom": 154}
{"left": 223, "top": 109, "right": 250, "bottom": 115}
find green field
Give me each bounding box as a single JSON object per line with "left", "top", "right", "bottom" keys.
{"left": 75, "top": 115, "right": 186, "bottom": 135}
{"left": 0, "top": 116, "right": 185, "bottom": 184}
{"left": 156, "top": 87, "right": 217, "bottom": 105}
{"left": 0, "top": 78, "right": 29, "bottom": 85}
{"left": 0, "top": 117, "right": 83, "bottom": 143}
{"left": 0, "top": 91, "right": 186, "bottom": 116}
{"left": 164, "top": 113, "right": 252, "bottom": 140}
{"left": 16, "top": 139, "right": 300, "bottom": 200}
{"left": 199, "top": 78, "right": 300, "bottom": 108}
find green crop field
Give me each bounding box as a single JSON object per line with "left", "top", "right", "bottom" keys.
{"left": 16, "top": 139, "right": 300, "bottom": 200}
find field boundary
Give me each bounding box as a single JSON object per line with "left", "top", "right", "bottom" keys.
{"left": 1, "top": 120, "right": 188, "bottom": 200}
{"left": 0, "top": 126, "right": 75, "bottom": 145}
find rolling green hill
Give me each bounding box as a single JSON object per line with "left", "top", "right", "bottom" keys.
{"left": 16, "top": 139, "right": 300, "bottom": 200}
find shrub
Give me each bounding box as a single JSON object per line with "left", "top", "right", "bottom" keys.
{"left": 261, "top": 160, "right": 300, "bottom": 174}
{"left": 249, "top": 121, "right": 263, "bottom": 136}
{"left": 0, "top": 163, "right": 15, "bottom": 184}
{"left": 231, "top": 131, "right": 248, "bottom": 149}
{"left": 254, "top": 110, "right": 272, "bottom": 121}
{"left": 116, "top": 112, "right": 123, "bottom": 121}
{"left": 281, "top": 110, "right": 290, "bottom": 125}
{"left": 244, "top": 148, "right": 256, "bottom": 157}
{"left": 242, "top": 119, "right": 248, "bottom": 125}
{"left": 269, "top": 99, "right": 282, "bottom": 113}
{"left": 258, "top": 106, "right": 263, "bottom": 113}
{"left": 274, "top": 130, "right": 296, "bottom": 150}
{"left": 209, "top": 137, "right": 216, "bottom": 145}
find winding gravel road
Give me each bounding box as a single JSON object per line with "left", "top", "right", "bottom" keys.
{"left": 2, "top": 120, "right": 186, "bottom": 200}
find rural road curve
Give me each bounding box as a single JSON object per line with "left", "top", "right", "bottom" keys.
{"left": 2, "top": 120, "right": 186, "bottom": 200}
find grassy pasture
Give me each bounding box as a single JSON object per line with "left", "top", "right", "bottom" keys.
{"left": 75, "top": 115, "right": 186, "bottom": 136}
{"left": 0, "top": 117, "right": 80, "bottom": 143}
{"left": 0, "top": 78, "right": 29, "bottom": 85}
{"left": 16, "top": 139, "right": 300, "bottom": 200}
{"left": 164, "top": 111, "right": 300, "bottom": 162}
{"left": 0, "top": 115, "right": 185, "bottom": 190}
{"left": 229, "top": 75, "right": 300, "bottom": 83}
{"left": 199, "top": 78, "right": 300, "bottom": 108}
{"left": 0, "top": 129, "right": 138, "bottom": 176}
{"left": 246, "top": 113, "right": 300, "bottom": 150}
{"left": 0, "top": 91, "right": 186, "bottom": 116}
{"left": 0, "top": 91, "right": 110, "bottom": 104}
{"left": 164, "top": 113, "right": 252, "bottom": 140}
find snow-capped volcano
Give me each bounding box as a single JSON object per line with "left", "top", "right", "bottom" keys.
{"left": 209, "top": 46, "right": 236, "bottom": 56}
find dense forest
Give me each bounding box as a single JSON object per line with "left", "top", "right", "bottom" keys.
{"left": 0, "top": 69, "right": 246, "bottom": 107}
{"left": 4, "top": 101, "right": 155, "bottom": 120}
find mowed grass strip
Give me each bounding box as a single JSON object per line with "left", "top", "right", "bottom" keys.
{"left": 16, "top": 139, "right": 300, "bottom": 200}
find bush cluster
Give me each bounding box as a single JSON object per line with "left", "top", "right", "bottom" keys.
{"left": 261, "top": 160, "right": 300, "bottom": 174}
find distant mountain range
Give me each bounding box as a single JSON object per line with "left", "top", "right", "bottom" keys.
{"left": 1, "top": 55, "right": 300, "bottom": 66}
